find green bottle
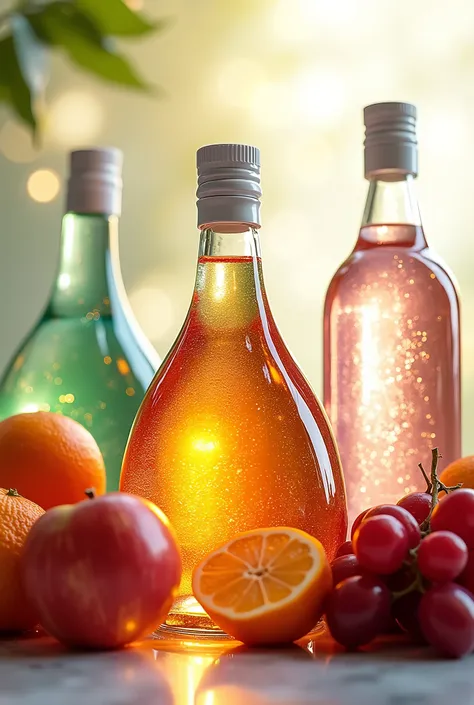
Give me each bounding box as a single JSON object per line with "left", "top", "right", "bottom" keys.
{"left": 0, "top": 148, "right": 159, "bottom": 489}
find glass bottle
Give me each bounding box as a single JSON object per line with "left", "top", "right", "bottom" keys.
{"left": 324, "top": 103, "right": 461, "bottom": 525}
{"left": 121, "top": 144, "right": 348, "bottom": 635}
{"left": 0, "top": 149, "right": 159, "bottom": 490}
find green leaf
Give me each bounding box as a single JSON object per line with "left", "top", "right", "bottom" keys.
{"left": 28, "top": 2, "right": 151, "bottom": 90}
{"left": 28, "top": 2, "right": 103, "bottom": 47}
{"left": 0, "top": 13, "right": 49, "bottom": 133}
{"left": 75, "top": 0, "right": 162, "bottom": 37}
{"left": 0, "top": 36, "right": 35, "bottom": 129}
{"left": 67, "top": 39, "right": 149, "bottom": 89}
{"left": 10, "top": 14, "right": 48, "bottom": 96}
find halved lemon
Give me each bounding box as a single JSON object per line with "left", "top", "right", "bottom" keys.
{"left": 192, "top": 527, "right": 332, "bottom": 645}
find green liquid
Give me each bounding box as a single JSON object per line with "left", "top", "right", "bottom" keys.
{"left": 0, "top": 213, "right": 158, "bottom": 490}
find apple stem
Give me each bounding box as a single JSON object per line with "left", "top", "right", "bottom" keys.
{"left": 84, "top": 488, "right": 96, "bottom": 500}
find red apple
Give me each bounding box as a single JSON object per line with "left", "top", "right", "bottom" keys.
{"left": 20, "top": 491, "right": 181, "bottom": 649}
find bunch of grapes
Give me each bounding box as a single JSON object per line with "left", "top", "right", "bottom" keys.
{"left": 325, "top": 449, "right": 474, "bottom": 658}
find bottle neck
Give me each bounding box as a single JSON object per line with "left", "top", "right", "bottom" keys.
{"left": 359, "top": 175, "right": 427, "bottom": 248}
{"left": 192, "top": 225, "right": 265, "bottom": 328}
{"left": 47, "top": 213, "right": 122, "bottom": 318}
{"left": 198, "top": 224, "right": 262, "bottom": 258}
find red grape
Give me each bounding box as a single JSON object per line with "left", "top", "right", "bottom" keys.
{"left": 353, "top": 515, "right": 409, "bottom": 574}
{"left": 350, "top": 509, "right": 370, "bottom": 539}
{"left": 335, "top": 540, "right": 354, "bottom": 558}
{"left": 364, "top": 504, "right": 421, "bottom": 549}
{"left": 325, "top": 575, "right": 391, "bottom": 648}
{"left": 418, "top": 531, "right": 468, "bottom": 583}
{"left": 419, "top": 583, "right": 474, "bottom": 658}
{"left": 430, "top": 489, "right": 474, "bottom": 549}
{"left": 331, "top": 555, "right": 363, "bottom": 586}
{"left": 392, "top": 591, "right": 426, "bottom": 643}
{"left": 458, "top": 550, "right": 474, "bottom": 593}
{"left": 397, "top": 492, "right": 432, "bottom": 525}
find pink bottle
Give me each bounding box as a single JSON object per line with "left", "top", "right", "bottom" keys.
{"left": 324, "top": 102, "right": 461, "bottom": 524}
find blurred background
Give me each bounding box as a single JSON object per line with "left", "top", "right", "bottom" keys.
{"left": 1, "top": 0, "right": 474, "bottom": 450}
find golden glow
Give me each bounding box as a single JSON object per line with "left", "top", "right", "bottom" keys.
{"left": 27, "top": 169, "right": 60, "bottom": 203}
{"left": 22, "top": 403, "right": 39, "bottom": 413}
{"left": 125, "top": 619, "right": 137, "bottom": 633}
{"left": 269, "top": 364, "right": 283, "bottom": 384}
{"left": 213, "top": 263, "right": 226, "bottom": 301}
{"left": 48, "top": 91, "right": 103, "bottom": 146}
{"left": 215, "top": 58, "right": 266, "bottom": 109}
{"left": 116, "top": 358, "right": 130, "bottom": 375}
{"left": 126, "top": 387, "right": 136, "bottom": 396}
{"left": 154, "top": 651, "right": 214, "bottom": 705}
{"left": 192, "top": 438, "right": 217, "bottom": 453}
{"left": 104, "top": 356, "right": 112, "bottom": 365}
{"left": 293, "top": 66, "right": 347, "bottom": 127}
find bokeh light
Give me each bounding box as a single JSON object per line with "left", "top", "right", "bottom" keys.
{"left": 47, "top": 91, "right": 104, "bottom": 147}
{"left": 0, "top": 121, "right": 38, "bottom": 163}
{"left": 214, "top": 58, "right": 266, "bottom": 109}
{"left": 26, "top": 170, "right": 61, "bottom": 203}
{"left": 292, "top": 67, "right": 347, "bottom": 128}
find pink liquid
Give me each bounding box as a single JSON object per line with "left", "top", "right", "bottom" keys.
{"left": 324, "top": 224, "right": 461, "bottom": 524}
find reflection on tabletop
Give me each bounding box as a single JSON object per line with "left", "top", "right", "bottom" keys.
{"left": 1, "top": 628, "right": 473, "bottom": 705}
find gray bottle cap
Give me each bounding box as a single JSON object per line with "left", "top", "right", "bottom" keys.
{"left": 364, "top": 102, "right": 418, "bottom": 180}
{"left": 66, "top": 148, "right": 123, "bottom": 215}
{"left": 196, "top": 144, "right": 261, "bottom": 228}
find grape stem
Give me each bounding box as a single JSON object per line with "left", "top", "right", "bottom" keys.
{"left": 394, "top": 448, "right": 462, "bottom": 605}
{"left": 392, "top": 572, "right": 425, "bottom": 601}
{"left": 419, "top": 448, "right": 461, "bottom": 534}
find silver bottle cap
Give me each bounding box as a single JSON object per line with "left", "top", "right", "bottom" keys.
{"left": 364, "top": 102, "right": 418, "bottom": 180}
{"left": 196, "top": 144, "right": 261, "bottom": 228}
{"left": 66, "top": 148, "right": 123, "bottom": 215}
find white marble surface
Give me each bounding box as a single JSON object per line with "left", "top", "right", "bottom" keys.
{"left": 1, "top": 630, "right": 474, "bottom": 705}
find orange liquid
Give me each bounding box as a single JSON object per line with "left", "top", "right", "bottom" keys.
{"left": 121, "top": 256, "right": 347, "bottom": 627}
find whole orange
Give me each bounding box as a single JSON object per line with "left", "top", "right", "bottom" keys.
{"left": 0, "top": 487, "right": 44, "bottom": 631}
{"left": 0, "top": 412, "right": 106, "bottom": 510}
{"left": 439, "top": 456, "right": 474, "bottom": 494}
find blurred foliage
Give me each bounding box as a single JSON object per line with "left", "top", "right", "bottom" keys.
{"left": 0, "top": 0, "right": 166, "bottom": 139}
